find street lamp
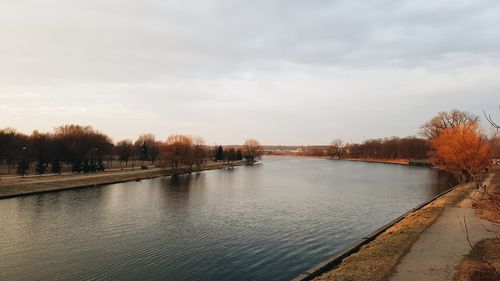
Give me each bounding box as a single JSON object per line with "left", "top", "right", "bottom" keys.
{"left": 20, "top": 146, "right": 27, "bottom": 177}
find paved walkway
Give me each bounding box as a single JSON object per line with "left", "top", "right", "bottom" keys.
{"left": 390, "top": 174, "right": 499, "bottom": 281}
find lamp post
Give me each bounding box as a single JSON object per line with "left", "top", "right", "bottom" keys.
{"left": 141, "top": 146, "right": 145, "bottom": 167}
{"left": 94, "top": 147, "right": 99, "bottom": 172}
{"left": 20, "top": 146, "right": 27, "bottom": 177}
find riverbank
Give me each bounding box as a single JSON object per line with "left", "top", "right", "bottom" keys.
{"left": 0, "top": 160, "right": 247, "bottom": 199}
{"left": 339, "top": 158, "right": 410, "bottom": 165}
{"left": 294, "top": 179, "right": 475, "bottom": 281}
{"left": 266, "top": 155, "right": 410, "bottom": 165}
{"left": 266, "top": 155, "right": 423, "bottom": 166}
{"left": 302, "top": 172, "right": 497, "bottom": 281}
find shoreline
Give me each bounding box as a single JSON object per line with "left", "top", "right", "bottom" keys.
{"left": 295, "top": 174, "right": 482, "bottom": 281}
{"left": 336, "top": 158, "right": 409, "bottom": 166}
{"left": 266, "top": 155, "right": 426, "bottom": 166}
{"left": 0, "top": 160, "right": 247, "bottom": 200}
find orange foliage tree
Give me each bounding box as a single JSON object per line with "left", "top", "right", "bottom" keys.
{"left": 160, "top": 135, "right": 193, "bottom": 172}
{"left": 431, "top": 124, "right": 491, "bottom": 181}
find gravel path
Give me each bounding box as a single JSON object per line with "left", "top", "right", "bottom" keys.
{"left": 389, "top": 174, "right": 499, "bottom": 281}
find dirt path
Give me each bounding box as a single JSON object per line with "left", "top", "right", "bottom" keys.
{"left": 389, "top": 174, "right": 499, "bottom": 281}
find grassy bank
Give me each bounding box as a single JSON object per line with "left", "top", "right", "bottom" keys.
{"left": 453, "top": 172, "right": 500, "bottom": 281}
{"left": 454, "top": 238, "right": 500, "bottom": 281}
{"left": 313, "top": 181, "right": 474, "bottom": 281}
{"left": 0, "top": 160, "right": 246, "bottom": 199}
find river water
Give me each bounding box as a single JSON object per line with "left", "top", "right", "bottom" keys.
{"left": 0, "top": 157, "right": 455, "bottom": 281}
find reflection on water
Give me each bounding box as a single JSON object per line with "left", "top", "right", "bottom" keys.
{"left": 0, "top": 157, "right": 455, "bottom": 281}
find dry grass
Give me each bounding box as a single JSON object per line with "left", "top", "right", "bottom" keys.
{"left": 0, "top": 161, "right": 246, "bottom": 198}
{"left": 452, "top": 172, "right": 500, "bottom": 281}
{"left": 472, "top": 173, "right": 500, "bottom": 223}
{"left": 454, "top": 238, "right": 500, "bottom": 281}
{"left": 314, "top": 182, "right": 473, "bottom": 281}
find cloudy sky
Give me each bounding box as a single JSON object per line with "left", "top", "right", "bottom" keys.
{"left": 1, "top": 0, "right": 499, "bottom": 145}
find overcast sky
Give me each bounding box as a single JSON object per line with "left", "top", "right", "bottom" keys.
{"left": 1, "top": 0, "right": 499, "bottom": 145}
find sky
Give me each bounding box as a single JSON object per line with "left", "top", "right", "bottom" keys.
{"left": 1, "top": 0, "right": 499, "bottom": 145}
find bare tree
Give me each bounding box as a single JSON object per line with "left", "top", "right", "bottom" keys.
{"left": 420, "top": 109, "right": 479, "bottom": 139}
{"left": 483, "top": 107, "right": 500, "bottom": 129}
{"left": 243, "top": 138, "right": 263, "bottom": 163}
{"left": 134, "top": 133, "right": 160, "bottom": 165}
{"left": 116, "top": 139, "right": 134, "bottom": 167}
{"left": 329, "top": 139, "right": 344, "bottom": 159}
{"left": 160, "top": 135, "right": 193, "bottom": 172}
{"left": 192, "top": 136, "right": 206, "bottom": 169}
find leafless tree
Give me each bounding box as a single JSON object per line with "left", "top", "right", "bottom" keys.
{"left": 329, "top": 139, "right": 344, "bottom": 159}
{"left": 116, "top": 139, "right": 134, "bottom": 167}
{"left": 458, "top": 217, "right": 499, "bottom": 276}
{"left": 420, "top": 109, "right": 479, "bottom": 139}
{"left": 160, "top": 135, "right": 193, "bottom": 172}
{"left": 243, "top": 138, "right": 263, "bottom": 163}
{"left": 483, "top": 107, "right": 500, "bottom": 129}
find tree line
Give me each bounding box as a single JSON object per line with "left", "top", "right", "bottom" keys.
{"left": 294, "top": 136, "right": 429, "bottom": 160}
{"left": 294, "top": 109, "right": 497, "bottom": 181}
{"left": 335, "top": 137, "right": 428, "bottom": 160}
{"left": 325, "top": 109, "right": 498, "bottom": 182}
{"left": 0, "top": 125, "right": 263, "bottom": 176}
{"left": 420, "top": 109, "right": 496, "bottom": 181}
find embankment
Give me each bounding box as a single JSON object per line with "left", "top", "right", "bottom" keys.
{"left": 294, "top": 180, "right": 474, "bottom": 281}
{"left": 0, "top": 161, "right": 246, "bottom": 199}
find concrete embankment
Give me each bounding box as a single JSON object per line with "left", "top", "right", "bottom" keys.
{"left": 0, "top": 161, "right": 247, "bottom": 200}
{"left": 294, "top": 179, "right": 475, "bottom": 281}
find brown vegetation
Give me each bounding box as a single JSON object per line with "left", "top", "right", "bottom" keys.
{"left": 420, "top": 109, "right": 479, "bottom": 140}
{"left": 453, "top": 173, "right": 500, "bottom": 281}
{"left": 431, "top": 124, "right": 492, "bottom": 182}
{"left": 454, "top": 238, "right": 500, "bottom": 281}
{"left": 0, "top": 125, "right": 258, "bottom": 177}
{"left": 471, "top": 177, "right": 500, "bottom": 223}
{"left": 329, "top": 139, "right": 344, "bottom": 159}
{"left": 243, "top": 138, "right": 263, "bottom": 163}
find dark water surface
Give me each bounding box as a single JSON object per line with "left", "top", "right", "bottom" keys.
{"left": 0, "top": 157, "right": 455, "bottom": 281}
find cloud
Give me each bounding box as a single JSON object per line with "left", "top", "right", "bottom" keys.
{"left": 0, "top": 0, "right": 499, "bottom": 144}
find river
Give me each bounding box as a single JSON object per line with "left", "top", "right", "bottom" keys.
{"left": 0, "top": 157, "right": 455, "bottom": 281}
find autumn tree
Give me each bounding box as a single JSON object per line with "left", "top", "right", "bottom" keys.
{"left": 192, "top": 136, "right": 206, "bottom": 168}
{"left": 243, "top": 138, "right": 263, "bottom": 163}
{"left": 431, "top": 124, "right": 491, "bottom": 182}
{"left": 420, "top": 109, "right": 479, "bottom": 139}
{"left": 161, "top": 135, "right": 193, "bottom": 172}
